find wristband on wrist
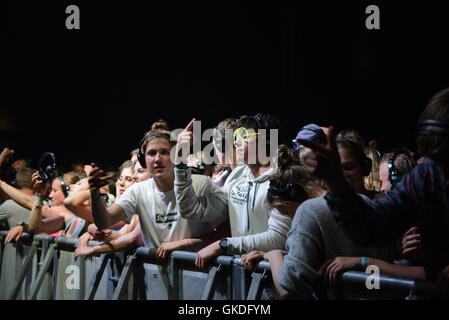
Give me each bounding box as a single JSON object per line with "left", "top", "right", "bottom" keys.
{"left": 175, "top": 164, "right": 189, "bottom": 170}
{"left": 361, "top": 256, "right": 368, "bottom": 270}
{"left": 33, "top": 195, "right": 44, "bottom": 202}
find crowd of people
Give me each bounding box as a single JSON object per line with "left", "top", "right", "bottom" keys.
{"left": 1, "top": 88, "right": 449, "bottom": 299}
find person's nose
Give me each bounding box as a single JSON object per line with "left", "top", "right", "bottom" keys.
{"left": 154, "top": 152, "right": 163, "bottom": 163}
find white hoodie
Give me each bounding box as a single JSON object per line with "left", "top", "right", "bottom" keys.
{"left": 174, "top": 165, "right": 292, "bottom": 255}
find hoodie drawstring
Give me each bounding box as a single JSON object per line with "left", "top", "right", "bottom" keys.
{"left": 246, "top": 182, "right": 251, "bottom": 231}
{"left": 252, "top": 181, "right": 258, "bottom": 210}
{"left": 246, "top": 181, "right": 259, "bottom": 231}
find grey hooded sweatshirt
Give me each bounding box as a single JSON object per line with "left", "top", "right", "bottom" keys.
{"left": 174, "top": 166, "right": 291, "bottom": 255}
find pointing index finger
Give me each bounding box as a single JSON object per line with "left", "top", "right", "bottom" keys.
{"left": 184, "top": 118, "right": 196, "bottom": 132}
{"left": 296, "top": 138, "right": 328, "bottom": 154}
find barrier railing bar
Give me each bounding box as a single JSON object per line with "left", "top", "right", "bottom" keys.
{"left": 338, "top": 271, "right": 439, "bottom": 296}
{"left": 8, "top": 240, "right": 39, "bottom": 300}
{"left": 30, "top": 242, "right": 57, "bottom": 300}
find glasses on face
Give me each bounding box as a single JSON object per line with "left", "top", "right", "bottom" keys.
{"left": 233, "top": 127, "right": 260, "bottom": 147}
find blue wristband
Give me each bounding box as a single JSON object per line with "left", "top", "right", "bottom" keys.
{"left": 32, "top": 195, "right": 44, "bottom": 202}
{"left": 361, "top": 256, "right": 368, "bottom": 270}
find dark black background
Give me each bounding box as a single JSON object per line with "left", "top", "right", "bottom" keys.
{"left": 3, "top": 1, "right": 449, "bottom": 170}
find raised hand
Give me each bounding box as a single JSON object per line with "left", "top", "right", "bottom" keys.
{"left": 32, "top": 172, "right": 49, "bottom": 197}
{"left": 174, "top": 118, "right": 196, "bottom": 165}
{"left": 0, "top": 148, "right": 14, "bottom": 162}
{"left": 88, "top": 163, "right": 113, "bottom": 192}
{"left": 296, "top": 126, "right": 341, "bottom": 179}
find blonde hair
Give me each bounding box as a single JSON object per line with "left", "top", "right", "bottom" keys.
{"left": 119, "top": 160, "right": 135, "bottom": 175}
{"left": 63, "top": 171, "right": 80, "bottom": 187}
{"left": 364, "top": 147, "right": 382, "bottom": 192}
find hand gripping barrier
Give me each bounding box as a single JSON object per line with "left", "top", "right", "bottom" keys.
{"left": 0, "top": 231, "right": 442, "bottom": 300}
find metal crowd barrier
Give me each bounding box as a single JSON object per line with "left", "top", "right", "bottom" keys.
{"left": 0, "top": 231, "right": 123, "bottom": 300}
{"left": 0, "top": 231, "right": 440, "bottom": 300}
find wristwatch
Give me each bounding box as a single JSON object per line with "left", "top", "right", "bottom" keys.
{"left": 219, "top": 238, "right": 228, "bottom": 253}
{"left": 16, "top": 220, "right": 28, "bottom": 232}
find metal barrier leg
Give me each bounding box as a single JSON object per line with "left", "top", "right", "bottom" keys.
{"left": 132, "top": 257, "right": 146, "bottom": 300}
{"left": 170, "top": 257, "right": 179, "bottom": 300}
{"left": 201, "top": 265, "right": 222, "bottom": 300}
{"left": 84, "top": 254, "right": 110, "bottom": 300}
{"left": 246, "top": 270, "right": 266, "bottom": 300}
{"left": 8, "top": 241, "right": 39, "bottom": 300}
{"left": 29, "top": 243, "right": 56, "bottom": 300}
{"left": 112, "top": 254, "right": 135, "bottom": 300}
{"left": 0, "top": 235, "right": 3, "bottom": 278}
{"left": 232, "top": 265, "right": 248, "bottom": 300}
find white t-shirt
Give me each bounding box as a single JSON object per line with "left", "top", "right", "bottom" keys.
{"left": 116, "top": 178, "right": 215, "bottom": 248}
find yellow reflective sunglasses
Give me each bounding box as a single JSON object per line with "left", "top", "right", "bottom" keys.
{"left": 233, "top": 127, "right": 260, "bottom": 147}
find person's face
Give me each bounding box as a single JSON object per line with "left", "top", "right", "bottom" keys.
{"left": 69, "top": 178, "right": 89, "bottom": 195}
{"left": 49, "top": 179, "right": 65, "bottom": 205}
{"left": 73, "top": 164, "right": 84, "bottom": 174}
{"left": 235, "top": 128, "right": 258, "bottom": 165}
{"left": 379, "top": 161, "right": 392, "bottom": 193}
{"left": 338, "top": 147, "right": 363, "bottom": 193}
{"left": 118, "top": 167, "right": 134, "bottom": 195}
{"left": 12, "top": 159, "right": 27, "bottom": 169}
{"left": 132, "top": 161, "right": 152, "bottom": 182}
{"left": 145, "top": 138, "right": 174, "bottom": 181}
